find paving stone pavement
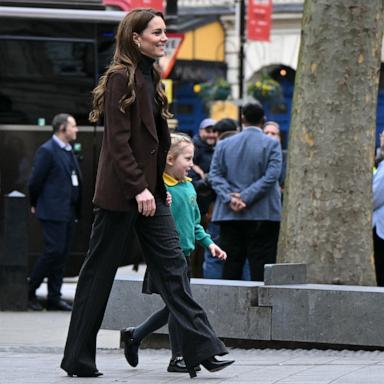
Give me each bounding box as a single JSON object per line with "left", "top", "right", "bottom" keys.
{"left": 2, "top": 277, "right": 384, "bottom": 383}
{"left": 3, "top": 309, "right": 384, "bottom": 383}
{"left": 3, "top": 344, "right": 384, "bottom": 384}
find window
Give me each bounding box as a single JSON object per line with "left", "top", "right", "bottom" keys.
{"left": 0, "top": 38, "right": 95, "bottom": 125}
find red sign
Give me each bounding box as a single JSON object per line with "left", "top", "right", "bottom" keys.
{"left": 130, "top": 0, "right": 164, "bottom": 12}
{"left": 102, "top": 0, "right": 163, "bottom": 12}
{"left": 102, "top": 0, "right": 129, "bottom": 11}
{"left": 159, "top": 33, "right": 184, "bottom": 79}
{"left": 247, "top": 0, "right": 273, "bottom": 42}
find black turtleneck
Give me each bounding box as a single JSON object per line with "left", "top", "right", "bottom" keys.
{"left": 138, "top": 55, "right": 160, "bottom": 119}
{"left": 137, "top": 55, "right": 164, "bottom": 197}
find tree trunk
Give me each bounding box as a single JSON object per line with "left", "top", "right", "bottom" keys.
{"left": 277, "top": 0, "right": 384, "bottom": 285}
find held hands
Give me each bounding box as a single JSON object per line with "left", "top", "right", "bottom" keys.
{"left": 208, "top": 243, "right": 227, "bottom": 260}
{"left": 229, "top": 192, "right": 246, "bottom": 212}
{"left": 166, "top": 191, "right": 172, "bottom": 206}
{"left": 136, "top": 188, "right": 156, "bottom": 216}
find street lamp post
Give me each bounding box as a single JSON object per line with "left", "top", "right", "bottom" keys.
{"left": 238, "top": 0, "right": 245, "bottom": 125}
{"left": 166, "top": 0, "right": 178, "bottom": 33}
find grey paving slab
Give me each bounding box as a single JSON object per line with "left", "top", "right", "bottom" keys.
{"left": 4, "top": 277, "right": 384, "bottom": 383}
{"left": 3, "top": 345, "right": 384, "bottom": 383}
{"left": 331, "top": 366, "right": 384, "bottom": 384}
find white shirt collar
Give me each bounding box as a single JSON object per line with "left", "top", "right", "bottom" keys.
{"left": 53, "top": 134, "right": 72, "bottom": 151}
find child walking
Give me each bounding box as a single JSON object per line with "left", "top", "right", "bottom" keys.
{"left": 121, "top": 133, "right": 229, "bottom": 374}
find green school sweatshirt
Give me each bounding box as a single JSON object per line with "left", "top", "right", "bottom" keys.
{"left": 163, "top": 173, "right": 213, "bottom": 257}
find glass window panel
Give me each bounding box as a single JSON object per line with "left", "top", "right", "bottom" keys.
{"left": 0, "top": 38, "right": 96, "bottom": 125}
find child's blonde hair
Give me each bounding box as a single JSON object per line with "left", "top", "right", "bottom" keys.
{"left": 169, "top": 133, "right": 193, "bottom": 158}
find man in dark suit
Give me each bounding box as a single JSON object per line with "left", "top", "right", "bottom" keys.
{"left": 28, "top": 113, "right": 81, "bottom": 311}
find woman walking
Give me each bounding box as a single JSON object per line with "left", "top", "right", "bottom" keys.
{"left": 60, "top": 8, "right": 233, "bottom": 379}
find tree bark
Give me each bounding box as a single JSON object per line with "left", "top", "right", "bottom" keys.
{"left": 277, "top": 0, "right": 384, "bottom": 285}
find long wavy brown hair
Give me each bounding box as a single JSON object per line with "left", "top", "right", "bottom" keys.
{"left": 89, "top": 8, "right": 172, "bottom": 123}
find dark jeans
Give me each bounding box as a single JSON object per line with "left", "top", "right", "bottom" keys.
{"left": 220, "top": 220, "right": 280, "bottom": 281}
{"left": 29, "top": 219, "right": 75, "bottom": 302}
{"left": 61, "top": 199, "right": 226, "bottom": 374}
{"left": 374, "top": 227, "right": 384, "bottom": 286}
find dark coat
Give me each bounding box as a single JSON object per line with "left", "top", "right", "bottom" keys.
{"left": 191, "top": 134, "right": 215, "bottom": 174}
{"left": 93, "top": 68, "right": 171, "bottom": 211}
{"left": 28, "top": 138, "right": 82, "bottom": 221}
{"left": 189, "top": 135, "right": 216, "bottom": 215}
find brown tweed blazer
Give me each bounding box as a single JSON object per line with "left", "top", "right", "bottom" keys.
{"left": 93, "top": 68, "right": 171, "bottom": 211}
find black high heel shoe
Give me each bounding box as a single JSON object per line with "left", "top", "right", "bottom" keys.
{"left": 121, "top": 327, "right": 140, "bottom": 367}
{"left": 201, "top": 356, "right": 235, "bottom": 372}
{"left": 188, "top": 356, "right": 234, "bottom": 378}
{"left": 67, "top": 370, "right": 103, "bottom": 377}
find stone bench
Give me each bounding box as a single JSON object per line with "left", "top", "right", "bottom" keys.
{"left": 259, "top": 282, "right": 384, "bottom": 347}
{"left": 102, "top": 264, "right": 384, "bottom": 348}
{"left": 102, "top": 276, "right": 271, "bottom": 340}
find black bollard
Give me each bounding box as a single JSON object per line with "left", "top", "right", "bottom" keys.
{"left": 0, "top": 191, "right": 28, "bottom": 310}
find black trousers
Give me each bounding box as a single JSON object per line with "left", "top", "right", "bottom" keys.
{"left": 29, "top": 219, "right": 75, "bottom": 302}
{"left": 373, "top": 227, "right": 384, "bottom": 286}
{"left": 134, "top": 259, "right": 192, "bottom": 358}
{"left": 220, "top": 220, "right": 280, "bottom": 281}
{"left": 133, "top": 305, "right": 182, "bottom": 358}
{"left": 61, "top": 200, "right": 226, "bottom": 374}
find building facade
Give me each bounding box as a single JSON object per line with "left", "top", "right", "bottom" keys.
{"left": 179, "top": 0, "right": 384, "bottom": 145}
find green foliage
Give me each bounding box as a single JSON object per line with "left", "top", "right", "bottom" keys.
{"left": 195, "top": 78, "right": 231, "bottom": 101}
{"left": 247, "top": 74, "right": 282, "bottom": 103}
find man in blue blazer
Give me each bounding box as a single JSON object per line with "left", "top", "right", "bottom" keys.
{"left": 209, "top": 102, "right": 282, "bottom": 281}
{"left": 28, "top": 113, "right": 81, "bottom": 311}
